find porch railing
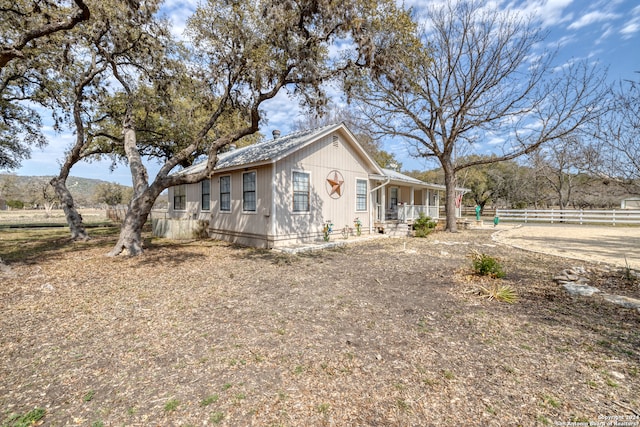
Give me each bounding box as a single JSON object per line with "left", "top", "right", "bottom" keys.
{"left": 396, "top": 205, "right": 439, "bottom": 222}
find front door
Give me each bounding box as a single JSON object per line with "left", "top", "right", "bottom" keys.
{"left": 390, "top": 187, "right": 398, "bottom": 210}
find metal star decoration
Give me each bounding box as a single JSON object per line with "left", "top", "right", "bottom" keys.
{"left": 326, "top": 170, "right": 344, "bottom": 198}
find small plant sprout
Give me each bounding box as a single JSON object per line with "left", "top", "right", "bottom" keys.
{"left": 210, "top": 411, "right": 224, "bottom": 424}
{"left": 542, "top": 394, "right": 560, "bottom": 408}
{"left": 443, "top": 370, "right": 455, "bottom": 380}
{"left": 164, "top": 399, "right": 180, "bottom": 412}
{"left": 622, "top": 255, "right": 638, "bottom": 281}
{"left": 317, "top": 403, "right": 330, "bottom": 414}
{"left": 4, "top": 408, "right": 46, "bottom": 427}
{"left": 200, "top": 394, "right": 219, "bottom": 406}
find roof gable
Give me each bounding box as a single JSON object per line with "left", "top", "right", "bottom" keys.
{"left": 177, "top": 123, "right": 383, "bottom": 176}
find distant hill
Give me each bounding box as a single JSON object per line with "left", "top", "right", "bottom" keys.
{"left": 0, "top": 175, "right": 130, "bottom": 208}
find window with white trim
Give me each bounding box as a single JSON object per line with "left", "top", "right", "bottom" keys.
{"left": 201, "top": 180, "right": 210, "bottom": 211}
{"left": 356, "top": 179, "right": 367, "bottom": 211}
{"left": 173, "top": 185, "right": 186, "bottom": 211}
{"left": 242, "top": 171, "right": 256, "bottom": 212}
{"left": 292, "top": 171, "right": 310, "bottom": 212}
{"left": 219, "top": 175, "right": 231, "bottom": 212}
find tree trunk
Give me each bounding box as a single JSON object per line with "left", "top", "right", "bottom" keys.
{"left": 107, "top": 105, "right": 153, "bottom": 256}
{"left": 478, "top": 200, "right": 487, "bottom": 214}
{"left": 50, "top": 176, "right": 90, "bottom": 241}
{"left": 443, "top": 161, "right": 458, "bottom": 232}
{"left": 107, "top": 189, "right": 158, "bottom": 256}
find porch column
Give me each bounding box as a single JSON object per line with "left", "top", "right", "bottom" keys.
{"left": 381, "top": 188, "right": 386, "bottom": 222}
{"left": 426, "top": 189, "right": 430, "bottom": 216}
{"left": 369, "top": 191, "right": 374, "bottom": 234}
{"left": 410, "top": 187, "right": 415, "bottom": 220}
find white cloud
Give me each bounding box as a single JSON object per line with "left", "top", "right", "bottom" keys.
{"left": 554, "top": 34, "right": 577, "bottom": 48}
{"left": 259, "top": 91, "right": 302, "bottom": 136}
{"left": 620, "top": 20, "right": 640, "bottom": 38}
{"left": 159, "top": 1, "right": 198, "bottom": 39}
{"left": 509, "top": 0, "right": 575, "bottom": 28}
{"left": 486, "top": 136, "right": 506, "bottom": 146}
{"left": 595, "top": 24, "right": 615, "bottom": 44}
{"left": 619, "top": 6, "right": 640, "bottom": 39}
{"left": 568, "top": 10, "right": 620, "bottom": 30}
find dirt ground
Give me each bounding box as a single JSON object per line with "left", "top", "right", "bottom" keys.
{"left": 492, "top": 224, "right": 640, "bottom": 270}
{"left": 0, "top": 227, "right": 639, "bottom": 426}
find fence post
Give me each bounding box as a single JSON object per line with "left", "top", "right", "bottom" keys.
{"left": 612, "top": 209, "right": 616, "bottom": 226}
{"left": 580, "top": 209, "right": 583, "bottom": 225}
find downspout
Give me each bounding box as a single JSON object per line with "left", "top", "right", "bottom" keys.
{"left": 369, "top": 177, "right": 390, "bottom": 234}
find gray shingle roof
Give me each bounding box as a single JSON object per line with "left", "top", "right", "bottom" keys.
{"left": 380, "top": 168, "right": 448, "bottom": 190}
{"left": 174, "top": 124, "right": 466, "bottom": 192}
{"left": 176, "top": 123, "right": 344, "bottom": 176}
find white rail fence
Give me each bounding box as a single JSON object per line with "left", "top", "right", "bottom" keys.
{"left": 495, "top": 209, "right": 640, "bottom": 226}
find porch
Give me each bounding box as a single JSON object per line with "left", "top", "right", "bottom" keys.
{"left": 368, "top": 168, "right": 467, "bottom": 235}
{"left": 388, "top": 204, "right": 440, "bottom": 222}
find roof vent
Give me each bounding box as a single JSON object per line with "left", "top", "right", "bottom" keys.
{"left": 228, "top": 143, "right": 236, "bottom": 151}
{"left": 272, "top": 129, "right": 281, "bottom": 139}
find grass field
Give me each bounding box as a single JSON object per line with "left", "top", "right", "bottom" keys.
{"left": 0, "top": 209, "right": 108, "bottom": 227}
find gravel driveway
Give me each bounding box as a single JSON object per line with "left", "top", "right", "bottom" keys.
{"left": 491, "top": 224, "right": 640, "bottom": 270}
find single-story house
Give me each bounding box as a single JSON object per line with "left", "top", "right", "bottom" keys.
{"left": 158, "top": 123, "right": 466, "bottom": 248}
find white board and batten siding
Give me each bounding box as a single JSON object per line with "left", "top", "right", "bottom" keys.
{"left": 166, "top": 182, "right": 210, "bottom": 220}
{"left": 272, "top": 131, "right": 374, "bottom": 243}
{"left": 156, "top": 183, "right": 211, "bottom": 239}
{"left": 208, "top": 164, "right": 273, "bottom": 247}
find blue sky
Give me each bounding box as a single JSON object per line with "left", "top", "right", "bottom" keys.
{"left": 11, "top": 0, "right": 640, "bottom": 185}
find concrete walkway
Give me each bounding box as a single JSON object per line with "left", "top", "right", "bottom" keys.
{"left": 491, "top": 224, "right": 640, "bottom": 270}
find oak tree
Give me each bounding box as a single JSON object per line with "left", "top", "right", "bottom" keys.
{"left": 345, "top": 0, "right": 608, "bottom": 231}
{"left": 0, "top": 0, "right": 91, "bottom": 169}
{"left": 45, "top": 0, "right": 167, "bottom": 240}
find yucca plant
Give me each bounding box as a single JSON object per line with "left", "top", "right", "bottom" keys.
{"left": 477, "top": 283, "right": 518, "bottom": 304}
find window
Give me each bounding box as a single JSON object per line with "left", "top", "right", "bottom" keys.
{"left": 356, "top": 179, "right": 367, "bottom": 211}
{"left": 293, "top": 171, "right": 310, "bottom": 212}
{"left": 219, "top": 175, "right": 231, "bottom": 212}
{"left": 173, "top": 185, "right": 186, "bottom": 211}
{"left": 201, "top": 180, "right": 211, "bottom": 211}
{"left": 242, "top": 171, "right": 256, "bottom": 212}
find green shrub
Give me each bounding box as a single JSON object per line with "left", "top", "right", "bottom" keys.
{"left": 6, "top": 200, "right": 24, "bottom": 209}
{"left": 470, "top": 250, "right": 506, "bottom": 278}
{"left": 413, "top": 213, "right": 437, "bottom": 238}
